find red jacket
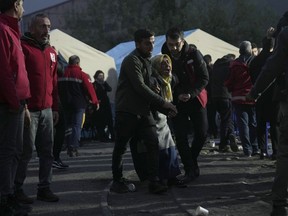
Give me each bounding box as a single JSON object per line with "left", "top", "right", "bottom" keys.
{"left": 0, "top": 14, "right": 30, "bottom": 110}
{"left": 21, "top": 33, "right": 58, "bottom": 111}
{"left": 225, "top": 59, "right": 255, "bottom": 105}
{"left": 58, "top": 65, "right": 98, "bottom": 109}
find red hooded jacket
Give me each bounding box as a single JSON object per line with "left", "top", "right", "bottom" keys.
{"left": 225, "top": 58, "right": 255, "bottom": 105}
{"left": 21, "top": 33, "right": 58, "bottom": 111}
{"left": 0, "top": 14, "right": 30, "bottom": 109}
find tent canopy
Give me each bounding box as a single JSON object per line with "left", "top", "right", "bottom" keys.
{"left": 49, "top": 29, "right": 118, "bottom": 103}
{"left": 106, "top": 28, "right": 239, "bottom": 73}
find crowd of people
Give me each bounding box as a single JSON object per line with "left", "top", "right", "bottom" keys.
{"left": 1, "top": 0, "right": 288, "bottom": 215}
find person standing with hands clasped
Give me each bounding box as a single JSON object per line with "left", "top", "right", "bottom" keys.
{"left": 110, "top": 29, "right": 177, "bottom": 194}
{"left": 0, "top": 0, "right": 32, "bottom": 215}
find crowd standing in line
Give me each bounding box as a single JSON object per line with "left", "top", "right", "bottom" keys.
{"left": 0, "top": 0, "right": 31, "bottom": 215}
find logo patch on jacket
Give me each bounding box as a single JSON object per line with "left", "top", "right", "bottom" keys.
{"left": 50, "top": 53, "right": 56, "bottom": 62}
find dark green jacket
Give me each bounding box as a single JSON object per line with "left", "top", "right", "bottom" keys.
{"left": 115, "top": 49, "right": 165, "bottom": 116}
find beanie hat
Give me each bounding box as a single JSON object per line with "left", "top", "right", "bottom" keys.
{"left": 239, "top": 41, "right": 252, "bottom": 55}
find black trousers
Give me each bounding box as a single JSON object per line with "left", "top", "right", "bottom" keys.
{"left": 213, "top": 98, "right": 235, "bottom": 148}
{"left": 112, "top": 112, "right": 159, "bottom": 181}
{"left": 173, "top": 98, "right": 208, "bottom": 174}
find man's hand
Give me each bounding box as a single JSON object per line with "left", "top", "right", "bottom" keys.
{"left": 24, "top": 109, "right": 31, "bottom": 128}
{"left": 246, "top": 92, "right": 256, "bottom": 102}
{"left": 162, "top": 101, "right": 177, "bottom": 116}
{"left": 178, "top": 94, "right": 191, "bottom": 102}
{"left": 53, "top": 111, "right": 59, "bottom": 126}
{"left": 95, "top": 103, "right": 100, "bottom": 111}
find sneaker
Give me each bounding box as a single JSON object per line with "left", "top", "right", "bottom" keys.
{"left": 229, "top": 134, "right": 239, "bottom": 152}
{"left": 271, "top": 206, "right": 288, "bottom": 216}
{"left": 219, "top": 145, "right": 232, "bottom": 153}
{"left": 1, "top": 195, "right": 31, "bottom": 216}
{"left": 53, "top": 159, "right": 69, "bottom": 169}
{"left": 149, "top": 181, "right": 168, "bottom": 194}
{"left": 167, "top": 178, "right": 187, "bottom": 188}
{"left": 37, "top": 188, "right": 59, "bottom": 202}
{"left": 110, "top": 180, "right": 129, "bottom": 193}
{"left": 180, "top": 171, "right": 196, "bottom": 184}
{"left": 67, "top": 147, "right": 79, "bottom": 157}
{"left": 14, "top": 189, "right": 34, "bottom": 204}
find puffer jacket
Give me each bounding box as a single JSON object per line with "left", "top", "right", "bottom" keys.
{"left": 0, "top": 14, "right": 30, "bottom": 109}
{"left": 21, "top": 33, "right": 58, "bottom": 111}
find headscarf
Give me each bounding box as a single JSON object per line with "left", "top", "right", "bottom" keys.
{"left": 151, "top": 54, "right": 173, "bottom": 102}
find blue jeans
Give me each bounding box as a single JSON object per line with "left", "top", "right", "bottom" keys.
{"left": 234, "top": 104, "right": 258, "bottom": 156}
{"left": 0, "top": 104, "right": 25, "bottom": 195}
{"left": 15, "top": 108, "right": 54, "bottom": 190}
{"left": 272, "top": 100, "right": 288, "bottom": 207}
{"left": 64, "top": 109, "right": 85, "bottom": 149}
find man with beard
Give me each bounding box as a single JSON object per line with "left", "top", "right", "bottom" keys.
{"left": 161, "top": 27, "right": 209, "bottom": 183}
{"left": 110, "top": 29, "right": 177, "bottom": 194}
{"left": 14, "top": 13, "right": 59, "bottom": 203}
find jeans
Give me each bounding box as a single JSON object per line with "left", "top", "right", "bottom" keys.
{"left": 15, "top": 108, "right": 54, "bottom": 190}
{"left": 112, "top": 112, "right": 159, "bottom": 182}
{"left": 213, "top": 98, "right": 235, "bottom": 148}
{"left": 173, "top": 98, "right": 208, "bottom": 174}
{"left": 234, "top": 104, "right": 258, "bottom": 156}
{"left": 0, "top": 104, "right": 24, "bottom": 195}
{"left": 64, "top": 109, "right": 85, "bottom": 149}
{"left": 272, "top": 100, "right": 288, "bottom": 207}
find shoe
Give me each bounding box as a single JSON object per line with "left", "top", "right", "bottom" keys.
{"left": 194, "top": 167, "right": 200, "bottom": 178}
{"left": 67, "top": 147, "right": 79, "bottom": 157}
{"left": 53, "top": 159, "right": 69, "bottom": 169}
{"left": 219, "top": 145, "right": 232, "bottom": 153}
{"left": 1, "top": 195, "right": 31, "bottom": 216}
{"left": 260, "top": 152, "right": 267, "bottom": 160}
{"left": 271, "top": 206, "right": 288, "bottom": 216}
{"left": 252, "top": 150, "right": 261, "bottom": 156}
{"left": 14, "top": 189, "right": 34, "bottom": 204}
{"left": 148, "top": 181, "right": 168, "bottom": 194}
{"left": 37, "top": 188, "right": 59, "bottom": 202}
{"left": 229, "top": 134, "right": 239, "bottom": 152}
{"left": 180, "top": 171, "right": 196, "bottom": 184}
{"left": 167, "top": 178, "right": 187, "bottom": 188}
{"left": 110, "top": 180, "right": 129, "bottom": 193}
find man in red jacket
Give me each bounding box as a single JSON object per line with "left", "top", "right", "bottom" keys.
{"left": 58, "top": 55, "right": 99, "bottom": 157}
{"left": 0, "top": 0, "right": 32, "bottom": 215}
{"left": 14, "top": 13, "right": 60, "bottom": 204}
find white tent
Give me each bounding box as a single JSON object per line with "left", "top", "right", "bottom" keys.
{"left": 49, "top": 29, "right": 118, "bottom": 103}
{"left": 106, "top": 28, "right": 239, "bottom": 73}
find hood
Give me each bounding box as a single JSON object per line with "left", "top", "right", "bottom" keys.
{"left": 21, "top": 32, "right": 50, "bottom": 50}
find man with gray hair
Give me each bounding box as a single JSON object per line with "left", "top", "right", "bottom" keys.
{"left": 58, "top": 55, "right": 99, "bottom": 157}
{"left": 14, "top": 13, "right": 60, "bottom": 204}
{"left": 225, "top": 40, "right": 259, "bottom": 157}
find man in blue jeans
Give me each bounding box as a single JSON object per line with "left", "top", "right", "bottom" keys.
{"left": 14, "top": 13, "right": 59, "bottom": 204}
{"left": 247, "top": 27, "right": 288, "bottom": 216}
{"left": 58, "top": 55, "right": 99, "bottom": 157}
